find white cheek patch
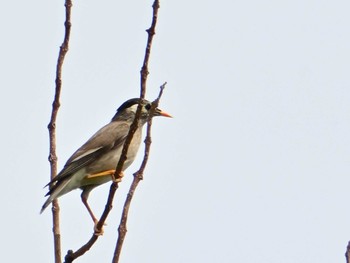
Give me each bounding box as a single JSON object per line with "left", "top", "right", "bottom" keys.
{"left": 128, "top": 103, "right": 148, "bottom": 115}
{"left": 129, "top": 104, "right": 139, "bottom": 113}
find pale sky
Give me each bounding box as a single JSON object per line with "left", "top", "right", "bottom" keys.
{"left": 2, "top": 0, "right": 350, "bottom": 262}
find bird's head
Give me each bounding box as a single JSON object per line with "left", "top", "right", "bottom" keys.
{"left": 112, "top": 98, "right": 171, "bottom": 123}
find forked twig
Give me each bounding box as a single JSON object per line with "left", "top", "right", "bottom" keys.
{"left": 112, "top": 82, "right": 166, "bottom": 263}
{"left": 48, "top": 1, "right": 72, "bottom": 263}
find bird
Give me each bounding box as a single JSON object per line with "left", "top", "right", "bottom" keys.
{"left": 41, "top": 98, "right": 171, "bottom": 225}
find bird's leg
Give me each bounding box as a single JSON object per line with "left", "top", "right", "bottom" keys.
{"left": 86, "top": 169, "right": 116, "bottom": 178}
{"left": 113, "top": 171, "right": 125, "bottom": 183}
{"left": 86, "top": 169, "right": 124, "bottom": 183}
{"left": 81, "top": 194, "right": 104, "bottom": 235}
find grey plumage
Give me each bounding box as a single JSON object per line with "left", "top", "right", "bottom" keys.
{"left": 41, "top": 98, "right": 171, "bottom": 221}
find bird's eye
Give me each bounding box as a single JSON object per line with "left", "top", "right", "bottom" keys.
{"left": 145, "top": 103, "right": 151, "bottom": 111}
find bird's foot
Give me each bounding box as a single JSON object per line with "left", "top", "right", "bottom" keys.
{"left": 93, "top": 221, "right": 106, "bottom": 236}
{"left": 113, "top": 171, "right": 125, "bottom": 183}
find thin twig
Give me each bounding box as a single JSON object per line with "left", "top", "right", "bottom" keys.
{"left": 112, "top": 83, "right": 166, "bottom": 263}
{"left": 346, "top": 241, "right": 350, "bottom": 263}
{"left": 112, "top": 1, "right": 161, "bottom": 261}
{"left": 63, "top": 0, "right": 161, "bottom": 262}
{"left": 48, "top": 1, "right": 72, "bottom": 263}
{"left": 140, "top": 0, "right": 160, "bottom": 98}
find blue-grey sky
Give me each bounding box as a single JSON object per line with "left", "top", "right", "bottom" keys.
{"left": 2, "top": 0, "right": 350, "bottom": 262}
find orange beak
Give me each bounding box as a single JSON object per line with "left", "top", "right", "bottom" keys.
{"left": 155, "top": 108, "right": 172, "bottom": 118}
{"left": 159, "top": 110, "right": 172, "bottom": 118}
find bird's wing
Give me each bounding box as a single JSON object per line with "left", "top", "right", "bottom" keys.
{"left": 46, "top": 121, "right": 130, "bottom": 186}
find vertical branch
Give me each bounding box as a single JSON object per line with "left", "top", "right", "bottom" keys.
{"left": 346, "top": 241, "right": 350, "bottom": 263}
{"left": 112, "top": 1, "right": 161, "bottom": 262}
{"left": 112, "top": 83, "right": 166, "bottom": 263}
{"left": 112, "top": 2, "right": 161, "bottom": 261}
{"left": 63, "top": 1, "right": 161, "bottom": 262}
{"left": 48, "top": 1, "right": 72, "bottom": 263}
{"left": 140, "top": 0, "right": 160, "bottom": 98}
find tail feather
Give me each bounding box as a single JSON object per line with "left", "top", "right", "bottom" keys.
{"left": 40, "top": 179, "right": 71, "bottom": 214}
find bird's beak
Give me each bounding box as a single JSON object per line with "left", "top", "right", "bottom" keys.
{"left": 155, "top": 108, "right": 172, "bottom": 118}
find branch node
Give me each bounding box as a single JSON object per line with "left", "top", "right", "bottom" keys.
{"left": 345, "top": 241, "right": 350, "bottom": 263}
{"left": 118, "top": 224, "right": 127, "bottom": 236}
{"left": 64, "top": 21, "right": 72, "bottom": 28}
{"left": 65, "top": 250, "right": 74, "bottom": 263}
{"left": 48, "top": 153, "right": 57, "bottom": 164}
{"left": 48, "top": 122, "right": 56, "bottom": 130}
{"left": 146, "top": 28, "right": 155, "bottom": 36}
{"left": 152, "top": 0, "right": 160, "bottom": 9}
{"left": 144, "top": 136, "right": 152, "bottom": 145}
{"left": 134, "top": 171, "right": 144, "bottom": 181}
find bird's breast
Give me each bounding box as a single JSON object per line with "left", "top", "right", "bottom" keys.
{"left": 86, "top": 130, "right": 142, "bottom": 174}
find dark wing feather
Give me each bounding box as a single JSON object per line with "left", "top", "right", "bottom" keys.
{"left": 46, "top": 121, "right": 130, "bottom": 186}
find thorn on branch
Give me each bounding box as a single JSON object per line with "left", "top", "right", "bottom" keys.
{"left": 55, "top": 78, "right": 62, "bottom": 86}
{"left": 48, "top": 122, "right": 56, "bottom": 130}
{"left": 59, "top": 44, "right": 69, "bottom": 54}
{"left": 65, "top": 250, "right": 74, "bottom": 263}
{"left": 345, "top": 241, "right": 350, "bottom": 263}
{"left": 51, "top": 201, "right": 60, "bottom": 213}
{"left": 152, "top": 0, "right": 160, "bottom": 9}
{"left": 140, "top": 66, "right": 149, "bottom": 76}
{"left": 53, "top": 100, "right": 61, "bottom": 109}
{"left": 64, "top": 0, "right": 72, "bottom": 8}
{"left": 133, "top": 172, "right": 144, "bottom": 180}
{"left": 144, "top": 136, "right": 152, "bottom": 144}
{"left": 146, "top": 28, "right": 155, "bottom": 36}
{"left": 48, "top": 153, "right": 57, "bottom": 163}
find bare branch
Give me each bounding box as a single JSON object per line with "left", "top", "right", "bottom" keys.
{"left": 63, "top": 0, "right": 162, "bottom": 262}
{"left": 112, "top": 82, "right": 166, "bottom": 263}
{"left": 48, "top": 0, "right": 72, "bottom": 263}
{"left": 346, "top": 241, "right": 350, "bottom": 263}
{"left": 140, "top": 0, "right": 160, "bottom": 98}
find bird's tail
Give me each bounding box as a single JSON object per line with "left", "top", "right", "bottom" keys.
{"left": 40, "top": 179, "right": 70, "bottom": 214}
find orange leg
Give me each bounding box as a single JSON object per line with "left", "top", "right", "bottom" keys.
{"left": 81, "top": 195, "right": 98, "bottom": 224}
{"left": 86, "top": 170, "right": 125, "bottom": 182}
{"left": 81, "top": 195, "right": 104, "bottom": 235}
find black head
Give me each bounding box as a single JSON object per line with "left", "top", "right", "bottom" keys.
{"left": 116, "top": 98, "right": 149, "bottom": 113}
{"left": 111, "top": 98, "right": 171, "bottom": 122}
